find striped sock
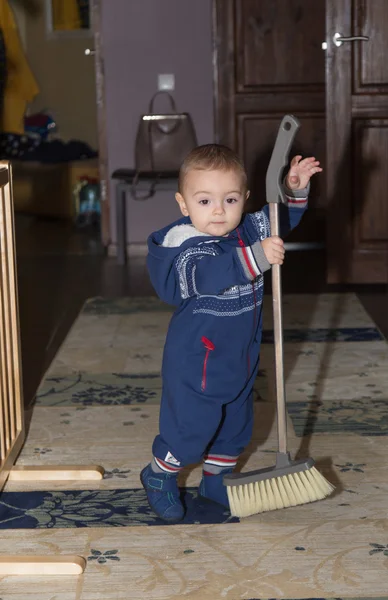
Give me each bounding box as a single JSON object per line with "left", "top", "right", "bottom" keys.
{"left": 203, "top": 454, "right": 238, "bottom": 475}
{"left": 151, "top": 456, "right": 182, "bottom": 475}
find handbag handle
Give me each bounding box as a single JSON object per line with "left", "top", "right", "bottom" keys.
{"left": 130, "top": 172, "right": 157, "bottom": 201}
{"left": 148, "top": 91, "right": 178, "bottom": 114}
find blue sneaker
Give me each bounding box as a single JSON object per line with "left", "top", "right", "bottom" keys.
{"left": 140, "top": 464, "right": 184, "bottom": 523}
{"left": 198, "top": 470, "right": 233, "bottom": 509}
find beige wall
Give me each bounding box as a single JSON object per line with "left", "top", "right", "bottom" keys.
{"left": 23, "top": 0, "right": 97, "bottom": 148}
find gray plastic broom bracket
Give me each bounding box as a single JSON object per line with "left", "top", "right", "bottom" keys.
{"left": 266, "top": 115, "right": 300, "bottom": 205}
{"left": 275, "top": 451, "right": 292, "bottom": 468}
{"left": 223, "top": 455, "right": 315, "bottom": 487}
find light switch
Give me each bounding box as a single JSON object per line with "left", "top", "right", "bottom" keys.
{"left": 158, "top": 74, "right": 175, "bottom": 91}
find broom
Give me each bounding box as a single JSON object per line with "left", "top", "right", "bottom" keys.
{"left": 224, "top": 115, "right": 334, "bottom": 518}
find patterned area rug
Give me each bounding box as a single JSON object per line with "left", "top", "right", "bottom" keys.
{"left": 1, "top": 293, "right": 388, "bottom": 600}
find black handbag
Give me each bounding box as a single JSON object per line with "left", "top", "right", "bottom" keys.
{"left": 132, "top": 91, "right": 197, "bottom": 199}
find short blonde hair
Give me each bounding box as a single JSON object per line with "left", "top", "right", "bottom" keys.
{"left": 178, "top": 144, "right": 247, "bottom": 193}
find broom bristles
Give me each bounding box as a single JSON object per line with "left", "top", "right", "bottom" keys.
{"left": 226, "top": 466, "right": 334, "bottom": 518}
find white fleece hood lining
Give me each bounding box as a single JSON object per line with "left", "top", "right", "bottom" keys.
{"left": 161, "top": 224, "right": 212, "bottom": 248}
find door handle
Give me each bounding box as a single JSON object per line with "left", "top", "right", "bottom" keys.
{"left": 85, "top": 48, "right": 96, "bottom": 56}
{"left": 333, "top": 32, "right": 369, "bottom": 47}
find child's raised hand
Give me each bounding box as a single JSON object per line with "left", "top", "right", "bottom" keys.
{"left": 286, "top": 155, "right": 322, "bottom": 190}
{"left": 262, "top": 236, "right": 285, "bottom": 265}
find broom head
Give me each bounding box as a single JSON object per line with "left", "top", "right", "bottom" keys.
{"left": 223, "top": 452, "right": 334, "bottom": 518}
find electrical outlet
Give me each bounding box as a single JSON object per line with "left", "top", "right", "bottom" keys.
{"left": 158, "top": 74, "right": 175, "bottom": 91}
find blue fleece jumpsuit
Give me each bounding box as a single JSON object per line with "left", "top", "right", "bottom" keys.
{"left": 147, "top": 190, "right": 308, "bottom": 469}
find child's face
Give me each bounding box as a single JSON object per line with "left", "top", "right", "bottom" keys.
{"left": 175, "top": 168, "right": 249, "bottom": 237}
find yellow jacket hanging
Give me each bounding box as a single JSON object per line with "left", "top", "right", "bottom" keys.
{"left": 0, "top": 0, "right": 39, "bottom": 134}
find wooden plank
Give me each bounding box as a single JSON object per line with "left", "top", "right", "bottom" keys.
{"left": 91, "top": 0, "right": 110, "bottom": 248}
{"left": 8, "top": 465, "right": 105, "bottom": 481}
{"left": 326, "top": 0, "right": 352, "bottom": 283}
{"left": 212, "top": 0, "right": 236, "bottom": 146}
{"left": 0, "top": 167, "right": 9, "bottom": 188}
{"left": 0, "top": 555, "right": 86, "bottom": 575}
{"left": 0, "top": 162, "right": 26, "bottom": 491}
{"left": 0, "top": 184, "right": 11, "bottom": 455}
{"left": 0, "top": 431, "right": 25, "bottom": 490}
{"left": 1, "top": 162, "right": 23, "bottom": 437}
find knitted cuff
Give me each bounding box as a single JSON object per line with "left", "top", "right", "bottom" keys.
{"left": 236, "top": 240, "right": 271, "bottom": 281}
{"left": 251, "top": 240, "right": 271, "bottom": 273}
{"left": 283, "top": 180, "right": 310, "bottom": 209}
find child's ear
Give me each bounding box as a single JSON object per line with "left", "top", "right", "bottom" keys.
{"left": 245, "top": 190, "right": 250, "bottom": 202}
{"left": 175, "top": 192, "right": 189, "bottom": 216}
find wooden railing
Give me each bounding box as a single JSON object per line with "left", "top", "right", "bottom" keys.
{"left": 0, "top": 162, "right": 101, "bottom": 574}
{"left": 0, "top": 161, "right": 25, "bottom": 491}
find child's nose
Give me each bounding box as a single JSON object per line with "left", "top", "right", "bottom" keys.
{"left": 213, "top": 203, "right": 225, "bottom": 215}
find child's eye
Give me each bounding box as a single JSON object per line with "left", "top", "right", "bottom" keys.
{"left": 226, "top": 197, "right": 238, "bottom": 204}
{"left": 199, "top": 199, "right": 210, "bottom": 205}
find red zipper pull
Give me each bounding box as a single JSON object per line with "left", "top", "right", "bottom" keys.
{"left": 201, "top": 336, "right": 215, "bottom": 351}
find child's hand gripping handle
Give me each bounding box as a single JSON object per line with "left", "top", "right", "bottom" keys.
{"left": 266, "top": 115, "right": 300, "bottom": 456}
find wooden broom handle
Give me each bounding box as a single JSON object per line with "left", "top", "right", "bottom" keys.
{"left": 269, "top": 202, "right": 288, "bottom": 454}
{"left": 266, "top": 115, "right": 300, "bottom": 455}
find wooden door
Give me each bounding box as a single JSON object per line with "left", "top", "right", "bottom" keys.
{"left": 326, "top": 0, "right": 388, "bottom": 283}
{"left": 91, "top": 0, "right": 110, "bottom": 247}
{"left": 213, "top": 0, "right": 326, "bottom": 243}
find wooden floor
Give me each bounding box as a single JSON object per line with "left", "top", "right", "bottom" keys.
{"left": 15, "top": 214, "right": 388, "bottom": 408}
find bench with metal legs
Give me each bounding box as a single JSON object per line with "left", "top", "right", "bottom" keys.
{"left": 111, "top": 169, "right": 179, "bottom": 264}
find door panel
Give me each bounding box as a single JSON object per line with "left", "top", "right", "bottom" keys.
{"left": 326, "top": 0, "right": 388, "bottom": 282}
{"left": 355, "top": 120, "right": 388, "bottom": 243}
{"left": 236, "top": 0, "right": 325, "bottom": 91}
{"left": 354, "top": 0, "right": 388, "bottom": 91}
